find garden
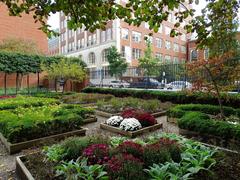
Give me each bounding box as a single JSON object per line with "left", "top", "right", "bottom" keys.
{"left": 0, "top": 88, "right": 236, "bottom": 179}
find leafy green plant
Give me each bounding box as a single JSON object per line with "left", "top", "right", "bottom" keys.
{"left": 0, "top": 102, "right": 93, "bottom": 143}
{"left": 44, "top": 144, "right": 66, "bottom": 163}
{"left": 56, "top": 158, "right": 108, "bottom": 180}
{"left": 83, "top": 87, "right": 240, "bottom": 108}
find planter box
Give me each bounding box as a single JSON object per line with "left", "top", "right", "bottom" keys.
{"left": 167, "top": 117, "right": 178, "bottom": 124}
{"left": 16, "top": 155, "right": 35, "bottom": 180}
{"left": 0, "top": 128, "right": 87, "bottom": 154}
{"left": 100, "top": 123, "right": 163, "bottom": 138}
{"left": 179, "top": 128, "right": 240, "bottom": 154}
{"left": 95, "top": 110, "right": 167, "bottom": 118}
{"left": 83, "top": 117, "right": 97, "bottom": 124}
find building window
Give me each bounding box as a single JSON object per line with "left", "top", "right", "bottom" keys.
{"left": 204, "top": 49, "right": 209, "bottom": 60}
{"left": 93, "top": 34, "right": 97, "bottom": 45}
{"left": 88, "top": 52, "right": 96, "bottom": 64}
{"left": 156, "top": 38, "right": 162, "bottom": 48}
{"left": 173, "top": 43, "right": 179, "bottom": 52}
{"left": 132, "top": 31, "right": 141, "bottom": 43}
{"left": 101, "top": 30, "right": 106, "bottom": 42}
{"left": 165, "top": 55, "right": 171, "bottom": 63}
{"left": 165, "top": 26, "right": 171, "bottom": 35}
{"left": 181, "top": 45, "right": 186, "bottom": 53}
{"left": 173, "top": 57, "right": 179, "bottom": 64}
{"left": 102, "top": 49, "right": 109, "bottom": 63}
{"left": 87, "top": 35, "right": 92, "bottom": 46}
{"left": 106, "top": 28, "right": 112, "bottom": 41}
{"left": 191, "top": 50, "right": 198, "bottom": 61}
{"left": 132, "top": 48, "right": 141, "bottom": 59}
{"left": 165, "top": 41, "right": 171, "bottom": 50}
{"left": 121, "top": 28, "right": 129, "bottom": 40}
{"left": 102, "top": 66, "right": 111, "bottom": 78}
{"left": 121, "top": 46, "right": 126, "bottom": 57}
{"left": 155, "top": 53, "right": 163, "bottom": 62}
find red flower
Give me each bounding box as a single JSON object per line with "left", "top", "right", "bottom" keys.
{"left": 121, "top": 109, "right": 157, "bottom": 127}
{"left": 82, "top": 144, "right": 109, "bottom": 165}
{"left": 115, "top": 141, "right": 143, "bottom": 158}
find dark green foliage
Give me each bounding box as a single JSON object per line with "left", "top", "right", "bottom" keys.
{"left": 178, "top": 112, "right": 240, "bottom": 140}
{"left": 0, "top": 51, "right": 61, "bottom": 74}
{"left": 82, "top": 87, "right": 240, "bottom": 108}
{"left": 0, "top": 96, "right": 59, "bottom": 110}
{"left": 168, "top": 104, "right": 240, "bottom": 118}
{"left": 0, "top": 98, "right": 93, "bottom": 143}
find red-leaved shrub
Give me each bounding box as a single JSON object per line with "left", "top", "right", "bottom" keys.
{"left": 143, "top": 138, "right": 181, "bottom": 167}
{"left": 107, "top": 154, "right": 145, "bottom": 180}
{"left": 113, "top": 141, "right": 144, "bottom": 158}
{"left": 0, "top": 95, "right": 16, "bottom": 99}
{"left": 82, "top": 144, "right": 109, "bottom": 165}
{"left": 121, "top": 109, "right": 157, "bottom": 127}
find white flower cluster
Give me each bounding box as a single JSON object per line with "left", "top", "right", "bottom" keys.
{"left": 119, "top": 118, "right": 142, "bottom": 131}
{"left": 106, "top": 116, "right": 124, "bottom": 126}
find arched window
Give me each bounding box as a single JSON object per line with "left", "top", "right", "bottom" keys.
{"left": 88, "top": 52, "right": 95, "bottom": 64}
{"left": 102, "top": 49, "right": 109, "bottom": 63}
{"left": 191, "top": 50, "right": 198, "bottom": 61}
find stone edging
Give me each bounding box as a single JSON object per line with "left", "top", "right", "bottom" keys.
{"left": 100, "top": 123, "right": 163, "bottom": 138}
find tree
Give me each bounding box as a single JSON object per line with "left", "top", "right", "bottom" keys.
{"left": 107, "top": 46, "right": 128, "bottom": 80}
{"left": 139, "top": 40, "right": 160, "bottom": 77}
{"left": 0, "top": 38, "right": 43, "bottom": 94}
{"left": 188, "top": 0, "right": 240, "bottom": 118}
{"left": 0, "top": 38, "right": 42, "bottom": 55}
{"left": 41, "top": 58, "right": 86, "bottom": 93}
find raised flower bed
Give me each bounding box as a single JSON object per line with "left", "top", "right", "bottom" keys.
{"left": 16, "top": 133, "right": 236, "bottom": 180}
{"left": 167, "top": 104, "right": 240, "bottom": 151}
{"left": 100, "top": 109, "right": 163, "bottom": 137}
{"left": 0, "top": 97, "right": 96, "bottom": 154}
{"left": 96, "top": 97, "right": 170, "bottom": 118}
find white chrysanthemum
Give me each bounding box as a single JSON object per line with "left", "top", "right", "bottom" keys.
{"left": 106, "top": 116, "right": 124, "bottom": 126}
{"left": 120, "top": 118, "right": 142, "bottom": 131}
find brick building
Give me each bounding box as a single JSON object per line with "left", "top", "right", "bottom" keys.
{"left": 0, "top": 3, "right": 48, "bottom": 54}
{"left": 59, "top": 1, "right": 192, "bottom": 84}
{"left": 187, "top": 32, "right": 240, "bottom": 61}
{"left": 0, "top": 3, "right": 48, "bottom": 89}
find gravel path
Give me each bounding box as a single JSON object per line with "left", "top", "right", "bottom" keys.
{"left": 0, "top": 115, "right": 179, "bottom": 179}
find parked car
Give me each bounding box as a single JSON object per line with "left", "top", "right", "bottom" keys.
{"left": 166, "top": 81, "right": 192, "bottom": 90}
{"left": 108, "top": 80, "right": 130, "bottom": 88}
{"left": 130, "top": 78, "right": 163, "bottom": 89}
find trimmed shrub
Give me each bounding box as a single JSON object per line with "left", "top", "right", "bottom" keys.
{"left": 82, "top": 87, "right": 240, "bottom": 108}
{"left": 178, "top": 112, "right": 240, "bottom": 140}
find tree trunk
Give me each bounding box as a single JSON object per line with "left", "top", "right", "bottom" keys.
{"left": 55, "top": 79, "right": 57, "bottom": 92}
{"left": 16, "top": 73, "right": 19, "bottom": 94}
{"left": 204, "top": 65, "right": 224, "bottom": 118}
{"left": 62, "top": 82, "right": 66, "bottom": 94}
{"left": 70, "top": 81, "right": 73, "bottom": 91}
{"left": 4, "top": 73, "right": 7, "bottom": 95}
{"left": 27, "top": 74, "right": 30, "bottom": 95}
{"left": 37, "top": 72, "right": 40, "bottom": 92}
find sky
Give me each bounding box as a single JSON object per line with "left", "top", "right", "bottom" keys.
{"left": 47, "top": 1, "right": 229, "bottom": 30}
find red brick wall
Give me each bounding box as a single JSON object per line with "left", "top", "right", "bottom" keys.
{"left": 0, "top": 3, "right": 48, "bottom": 54}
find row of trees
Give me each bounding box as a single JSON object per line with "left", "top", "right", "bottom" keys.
{"left": 0, "top": 39, "right": 87, "bottom": 94}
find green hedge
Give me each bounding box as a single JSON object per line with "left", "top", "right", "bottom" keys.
{"left": 82, "top": 87, "right": 240, "bottom": 108}
{"left": 167, "top": 104, "right": 240, "bottom": 118}
{"left": 0, "top": 104, "right": 94, "bottom": 143}
{"left": 0, "top": 96, "right": 60, "bottom": 110}
{"left": 178, "top": 112, "right": 240, "bottom": 141}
